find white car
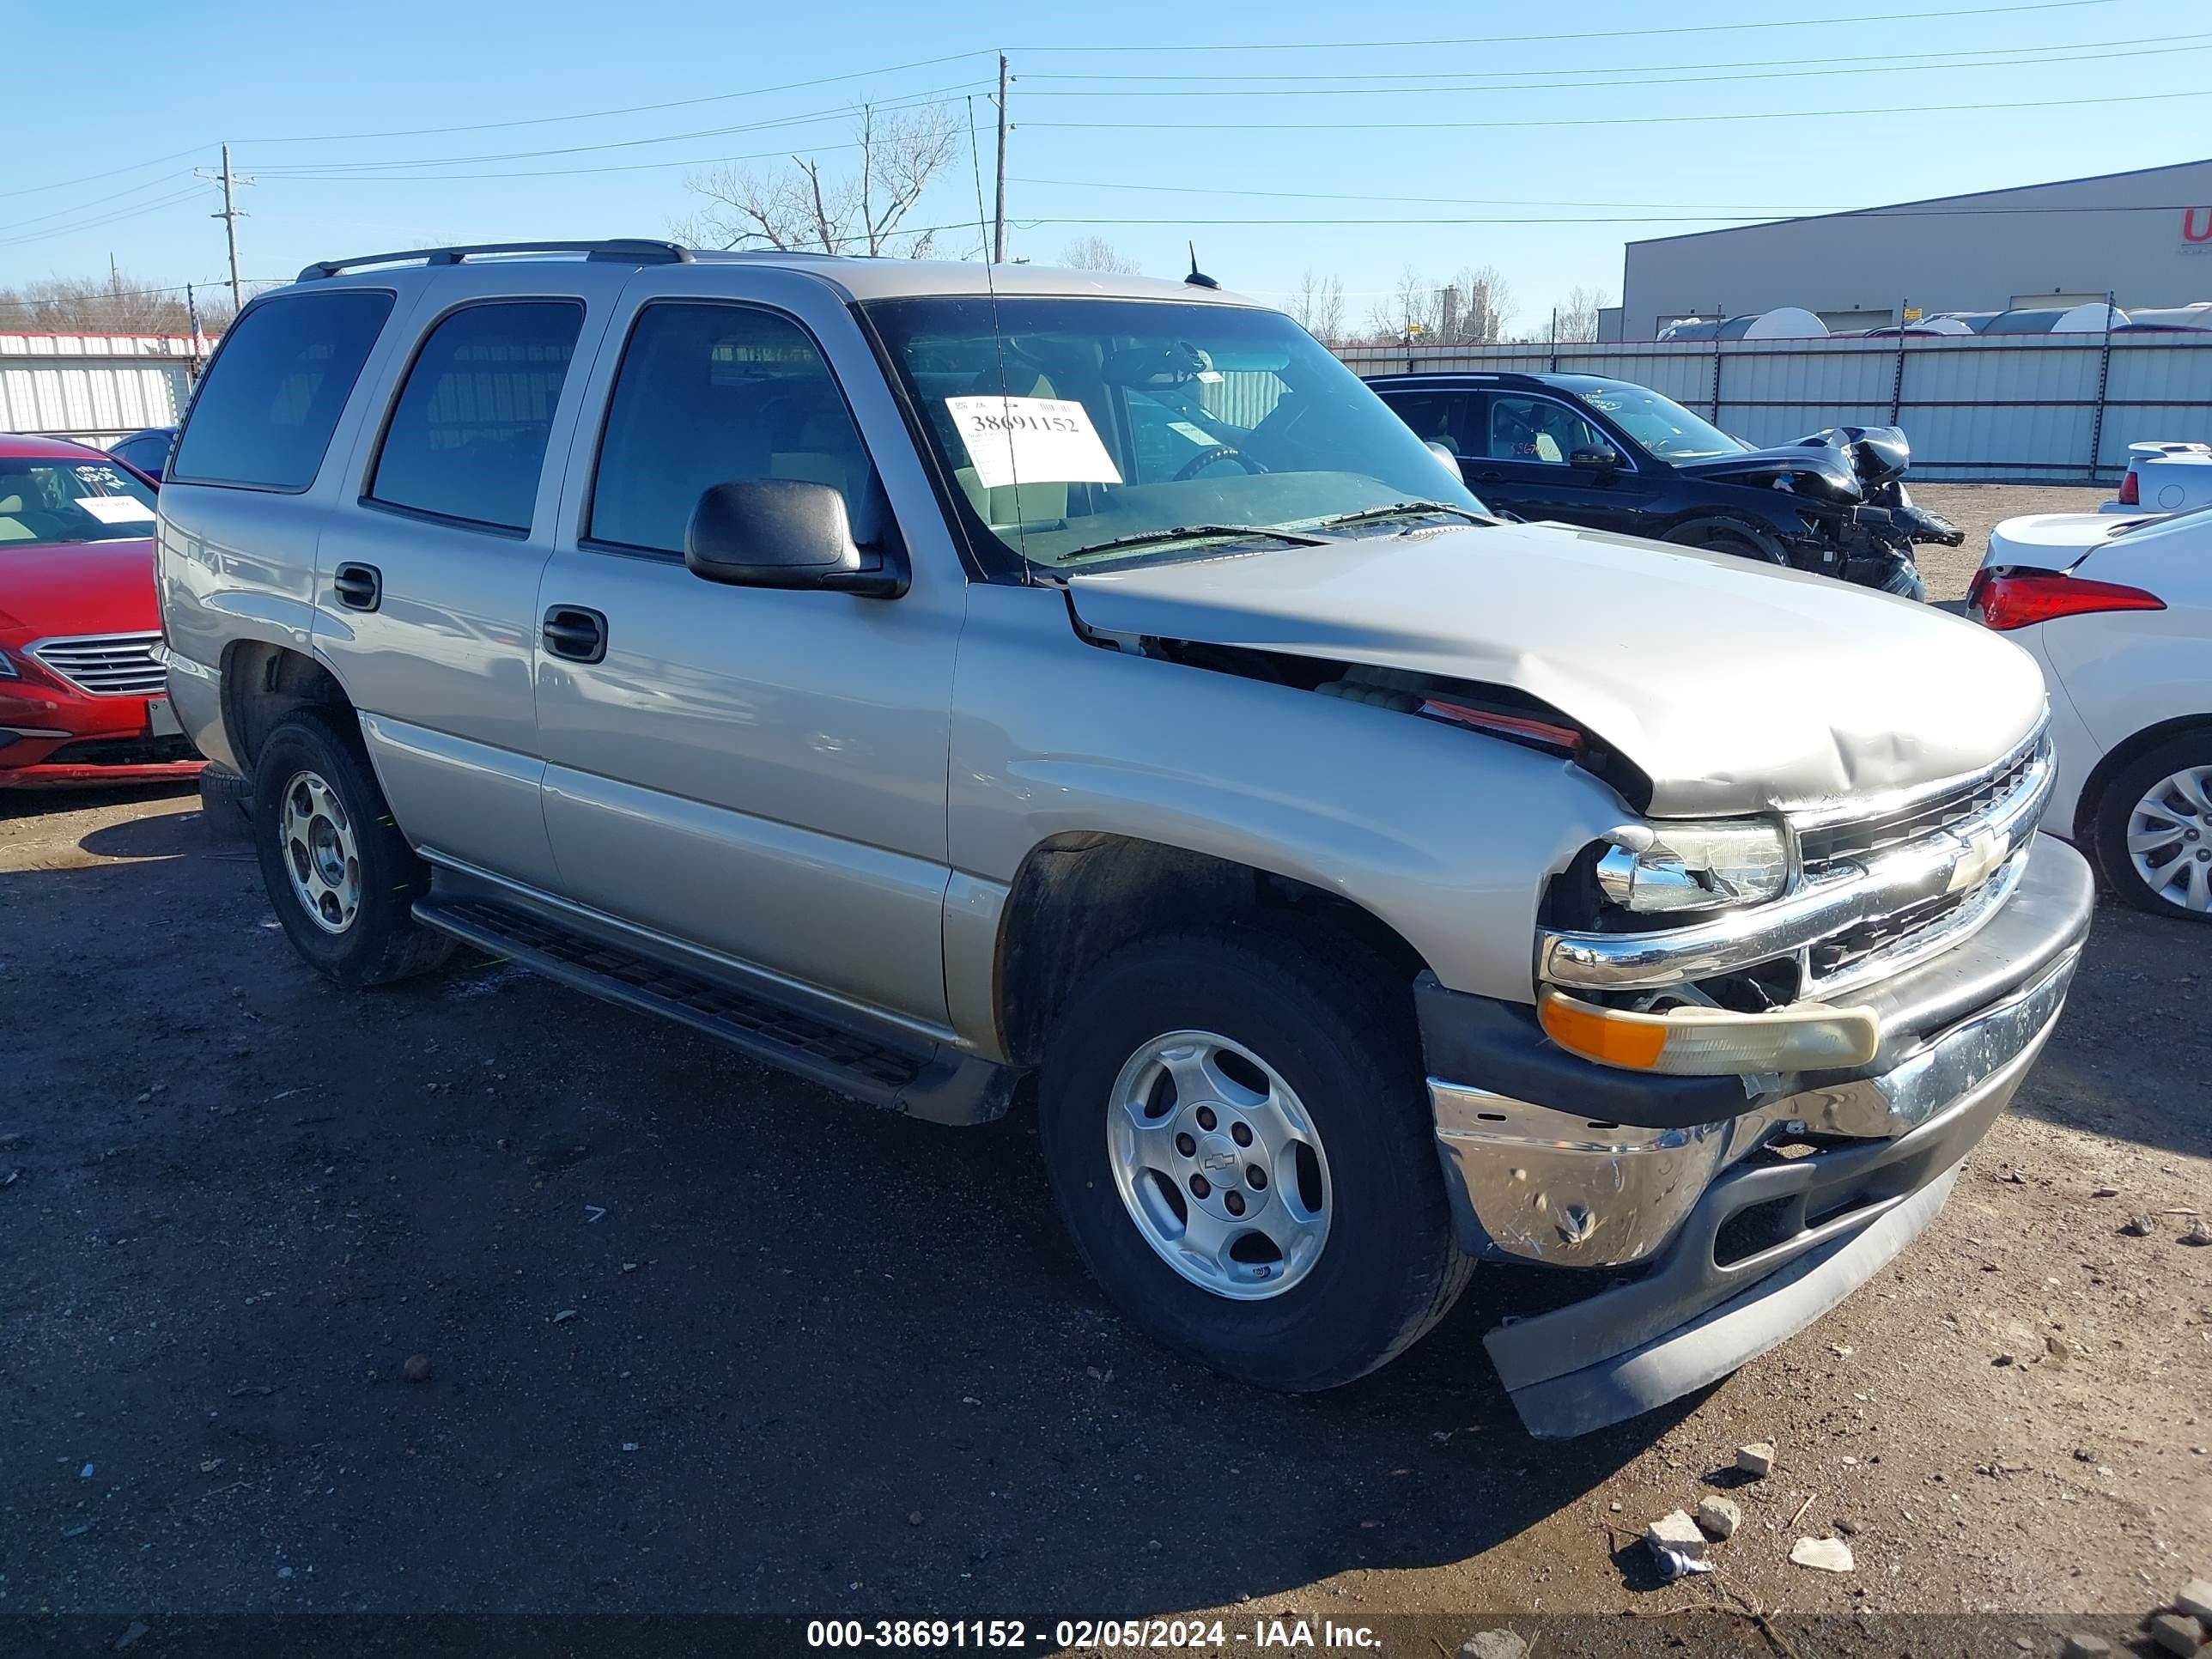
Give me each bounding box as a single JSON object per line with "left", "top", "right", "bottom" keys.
{"left": 1972, "top": 506, "right": 2212, "bottom": 920}
{"left": 2100, "top": 441, "right": 2212, "bottom": 515}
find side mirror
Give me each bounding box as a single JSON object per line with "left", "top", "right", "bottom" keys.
{"left": 684, "top": 479, "right": 906, "bottom": 599}
{"left": 1570, "top": 446, "right": 1623, "bottom": 475}
{"left": 1424, "top": 440, "right": 1463, "bottom": 483}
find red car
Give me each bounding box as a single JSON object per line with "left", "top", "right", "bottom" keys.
{"left": 0, "top": 433, "right": 203, "bottom": 787}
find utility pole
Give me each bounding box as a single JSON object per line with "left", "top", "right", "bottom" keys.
{"left": 992, "top": 54, "right": 1009, "bottom": 264}
{"left": 197, "top": 144, "right": 250, "bottom": 310}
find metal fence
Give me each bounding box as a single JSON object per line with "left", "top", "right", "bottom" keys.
{"left": 0, "top": 333, "right": 200, "bottom": 448}
{"left": 1336, "top": 332, "right": 2212, "bottom": 483}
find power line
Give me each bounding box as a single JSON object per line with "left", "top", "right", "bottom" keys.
{"left": 1008, "top": 0, "right": 2123, "bottom": 52}
{"left": 249, "top": 140, "right": 877, "bottom": 185}
{"left": 0, "top": 144, "right": 211, "bottom": 204}
{"left": 1019, "top": 28, "right": 2181, "bottom": 81}
{"left": 0, "top": 186, "right": 210, "bottom": 252}
{"left": 1000, "top": 205, "right": 2212, "bottom": 227}
{"left": 1027, "top": 85, "right": 2212, "bottom": 131}
{"left": 250, "top": 82, "right": 990, "bottom": 177}
{"left": 239, "top": 51, "right": 995, "bottom": 144}
{"left": 0, "top": 170, "right": 198, "bottom": 236}
{"left": 1018, "top": 37, "right": 2210, "bottom": 96}
{"left": 1006, "top": 177, "right": 1931, "bottom": 211}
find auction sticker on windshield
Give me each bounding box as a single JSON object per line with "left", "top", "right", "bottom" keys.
{"left": 945, "top": 395, "right": 1121, "bottom": 491}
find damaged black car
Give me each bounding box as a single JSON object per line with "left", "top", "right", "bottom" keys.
{"left": 1367, "top": 371, "right": 1961, "bottom": 599}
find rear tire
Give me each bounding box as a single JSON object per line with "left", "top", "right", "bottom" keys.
{"left": 1037, "top": 923, "right": 1471, "bottom": 1391}
{"left": 2091, "top": 733, "right": 2212, "bottom": 923}
{"left": 252, "top": 708, "right": 455, "bottom": 985}
{"left": 198, "top": 763, "right": 253, "bottom": 832}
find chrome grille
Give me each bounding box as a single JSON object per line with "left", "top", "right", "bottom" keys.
{"left": 27, "top": 632, "right": 167, "bottom": 697}
{"left": 1796, "top": 738, "right": 2044, "bottom": 868}
{"left": 1794, "top": 736, "right": 2052, "bottom": 995}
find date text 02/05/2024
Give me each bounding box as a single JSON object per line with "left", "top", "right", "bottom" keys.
{"left": 805, "top": 1618, "right": 1385, "bottom": 1650}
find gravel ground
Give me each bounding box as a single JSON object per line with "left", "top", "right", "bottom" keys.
{"left": 3, "top": 486, "right": 2204, "bottom": 1654}
{"left": 1907, "top": 483, "right": 2110, "bottom": 604}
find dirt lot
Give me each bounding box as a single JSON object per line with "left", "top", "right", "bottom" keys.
{"left": 3, "top": 490, "right": 2205, "bottom": 1654}
{"left": 1907, "top": 483, "right": 2109, "bottom": 604}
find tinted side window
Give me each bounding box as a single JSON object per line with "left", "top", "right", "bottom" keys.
{"left": 369, "top": 301, "right": 585, "bottom": 532}
{"left": 589, "top": 303, "right": 878, "bottom": 556}
{"left": 1377, "top": 390, "right": 1468, "bottom": 453}
{"left": 1482, "top": 394, "right": 1608, "bottom": 465}
{"left": 171, "top": 291, "right": 393, "bottom": 490}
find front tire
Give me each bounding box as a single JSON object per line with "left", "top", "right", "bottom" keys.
{"left": 252, "top": 708, "right": 455, "bottom": 985}
{"left": 2092, "top": 734, "right": 2212, "bottom": 923}
{"left": 1038, "top": 926, "right": 1471, "bottom": 1391}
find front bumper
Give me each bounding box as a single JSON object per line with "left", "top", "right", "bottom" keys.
{"left": 1, "top": 685, "right": 202, "bottom": 788}
{"left": 1423, "top": 831, "right": 2092, "bottom": 1437}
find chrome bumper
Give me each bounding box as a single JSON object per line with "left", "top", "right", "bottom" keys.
{"left": 1431, "top": 941, "right": 2076, "bottom": 1268}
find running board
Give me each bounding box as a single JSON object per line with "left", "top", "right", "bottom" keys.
{"left": 412, "top": 896, "right": 1013, "bottom": 1126}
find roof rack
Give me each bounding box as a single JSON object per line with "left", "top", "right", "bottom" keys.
{"left": 295, "top": 239, "right": 694, "bottom": 282}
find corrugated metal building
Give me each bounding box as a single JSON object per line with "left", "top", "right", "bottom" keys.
{"left": 1618, "top": 157, "right": 2212, "bottom": 341}
{"left": 0, "top": 333, "right": 200, "bottom": 447}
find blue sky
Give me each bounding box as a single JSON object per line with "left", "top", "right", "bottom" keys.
{"left": 5, "top": 0, "right": 2207, "bottom": 331}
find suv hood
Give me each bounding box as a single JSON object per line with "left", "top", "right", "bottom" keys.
{"left": 1066, "top": 521, "right": 2047, "bottom": 819}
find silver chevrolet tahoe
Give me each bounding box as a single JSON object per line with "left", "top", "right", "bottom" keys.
{"left": 157, "top": 240, "right": 2091, "bottom": 1435}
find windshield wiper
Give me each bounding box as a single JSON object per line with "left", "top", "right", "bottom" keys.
{"left": 1058, "top": 525, "right": 1328, "bottom": 564}
{"left": 1304, "top": 501, "right": 1490, "bottom": 532}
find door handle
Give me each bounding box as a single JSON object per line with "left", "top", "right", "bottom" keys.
{"left": 332, "top": 562, "right": 381, "bottom": 612}
{"left": 1475, "top": 470, "right": 1505, "bottom": 484}
{"left": 541, "top": 605, "right": 608, "bottom": 665}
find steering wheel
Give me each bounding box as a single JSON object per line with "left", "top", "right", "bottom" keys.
{"left": 1172, "top": 443, "right": 1267, "bottom": 483}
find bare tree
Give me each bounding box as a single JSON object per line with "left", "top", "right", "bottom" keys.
{"left": 0, "top": 270, "right": 239, "bottom": 337}
{"left": 1549, "top": 285, "right": 1613, "bottom": 343}
{"left": 1364, "top": 264, "right": 1431, "bottom": 343}
{"left": 1060, "top": 235, "right": 1141, "bottom": 274}
{"left": 1364, "top": 264, "right": 1514, "bottom": 347}
{"left": 1286, "top": 270, "right": 1346, "bottom": 346}
{"left": 677, "top": 103, "right": 962, "bottom": 258}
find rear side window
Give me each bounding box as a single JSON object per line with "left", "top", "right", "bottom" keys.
{"left": 1377, "top": 390, "right": 1470, "bottom": 454}
{"left": 587, "top": 302, "right": 878, "bottom": 556}
{"left": 171, "top": 290, "right": 393, "bottom": 490}
{"left": 368, "top": 301, "right": 585, "bottom": 532}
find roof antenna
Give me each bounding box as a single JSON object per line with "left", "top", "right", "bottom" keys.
{"left": 1184, "top": 242, "right": 1218, "bottom": 290}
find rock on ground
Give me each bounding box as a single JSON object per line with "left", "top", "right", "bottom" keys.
{"left": 1458, "top": 1634, "right": 1528, "bottom": 1659}
{"left": 2150, "top": 1613, "right": 2205, "bottom": 1657}
{"left": 1695, "top": 1496, "right": 1741, "bottom": 1540}
{"left": 1790, "top": 1537, "right": 1856, "bottom": 1573}
{"left": 1736, "top": 1442, "right": 1776, "bottom": 1478}
{"left": 1644, "top": 1510, "right": 1710, "bottom": 1562}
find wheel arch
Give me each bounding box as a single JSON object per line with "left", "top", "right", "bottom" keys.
{"left": 991, "top": 831, "right": 1434, "bottom": 1069}
{"left": 2073, "top": 711, "right": 2212, "bottom": 843}
{"left": 221, "top": 641, "right": 356, "bottom": 780}
{"left": 1657, "top": 513, "right": 1790, "bottom": 562}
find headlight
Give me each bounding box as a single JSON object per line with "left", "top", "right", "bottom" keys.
{"left": 1595, "top": 819, "right": 1790, "bottom": 915}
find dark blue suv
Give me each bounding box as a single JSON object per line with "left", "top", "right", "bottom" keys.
{"left": 1369, "top": 372, "right": 1957, "bottom": 598}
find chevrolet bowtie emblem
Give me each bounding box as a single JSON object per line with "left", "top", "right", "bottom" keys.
{"left": 1946, "top": 824, "right": 2007, "bottom": 893}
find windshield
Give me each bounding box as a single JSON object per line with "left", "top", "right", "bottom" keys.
{"left": 865, "top": 295, "right": 1487, "bottom": 574}
{"left": 0, "top": 457, "right": 158, "bottom": 548}
{"left": 1567, "top": 383, "right": 1746, "bottom": 461}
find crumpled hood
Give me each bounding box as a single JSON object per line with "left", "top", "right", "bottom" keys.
{"left": 1066, "top": 521, "right": 2048, "bottom": 818}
